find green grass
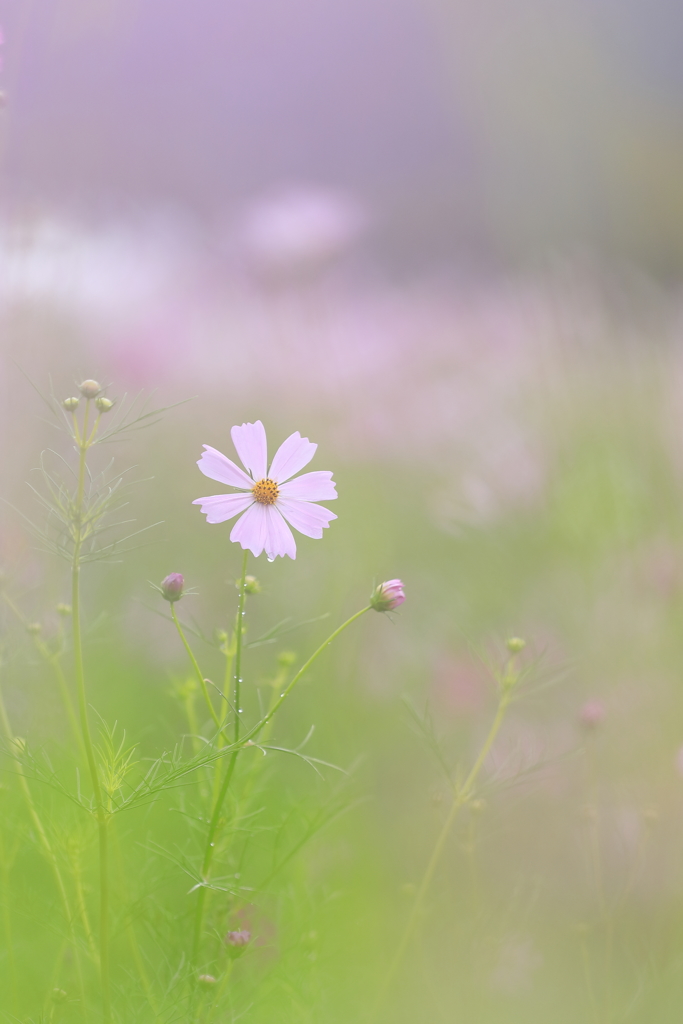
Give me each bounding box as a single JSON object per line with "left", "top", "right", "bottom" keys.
{"left": 3, "top": 348, "right": 683, "bottom": 1023}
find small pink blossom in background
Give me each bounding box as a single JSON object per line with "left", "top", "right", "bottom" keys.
{"left": 193, "top": 420, "right": 337, "bottom": 560}
{"left": 225, "top": 929, "right": 251, "bottom": 959}
{"left": 370, "top": 579, "right": 405, "bottom": 612}
{"left": 432, "top": 654, "right": 488, "bottom": 717}
{"left": 579, "top": 699, "right": 606, "bottom": 730}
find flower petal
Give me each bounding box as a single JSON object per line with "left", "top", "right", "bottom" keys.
{"left": 230, "top": 501, "right": 269, "bottom": 556}
{"left": 192, "top": 493, "right": 254, "bottom": 524}
{"left": 278, "top": 471, "right": 337, "bottom": 502}
{"left": 231, "top": 421, "right": 267, "bottom": 480}
{"left": 277, "top": 498, "right": 337, "bottom": 539}
{"left": 197, "top": 446, "right": 253, "bottom": 489}
{"left": 268, "top": 431, "right": 317, "bottom": 483}
{"left": 265, "top": 506, "right": 297, "bottom": 559}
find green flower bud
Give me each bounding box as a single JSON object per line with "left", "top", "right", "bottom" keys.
{"left": 26, "top": 622, "right": 42, "bottom": 635}
{"left": 506, "top": 637, "right": 526, "bottom": 654}
{"left": 56, "top": 603, "right": 72, "bottom": 617}
{"left": 50, "top": 988, "right": 68, "bottom": 1003}
{"left": 241, "top": 575, "right": 261, "bottom": 594}
{"left": 277, "top": 650, "right": 297, "bottom": 668}
{"left": 95, "top": 396, "right": 114, "bottom": 413}
{"left": 62, "top": 397, "right": 80, "bottom": 411}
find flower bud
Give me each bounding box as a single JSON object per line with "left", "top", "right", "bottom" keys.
{"left": 579, "top": 700, "right": 605, "bottom": 730}
{"left": 244, "top": 575, "right": 261, "bottom": 594}
{"left": 56, "top": 603, "right": 72, "bottom": 617}
{"left": 95, "top": 396, "right": 114, "bottom": 413}
{"left": 277, "top": 649, "right": 297, "bottom": 668}
{"left": 225, "top": 929, "right": 251, "bottom": 958}
{"left": 198, "top": 974, "right": 217, "bottom": 986}
{"left": 370, "top": 579, "right": 405, "bottom": 612}
{"left": 78, "top": 380, "right": 101, "bottom": 399}
{"left": 160, "top": 573, "right": 184, "bottom": 602}
{"left": 506, "top": 637, "right": 526, "bottom": 654}
{"left": 27, "top": 622, "right": 42, "bottom": 635}
{"left": 50, "top": 988, "right": 68, "bottom": 1003}
{"left": 62, "top": 397, "right": 80, "bottom": 411}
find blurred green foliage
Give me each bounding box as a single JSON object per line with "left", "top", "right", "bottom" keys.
{"left": 2, "top": 339, "right": 683, "bottom": 1024}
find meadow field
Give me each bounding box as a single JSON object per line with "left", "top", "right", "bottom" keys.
{"left": 3, "top": 230, "right": 683, "bottom": 1022}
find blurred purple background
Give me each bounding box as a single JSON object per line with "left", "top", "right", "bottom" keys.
{"left": 3, "top": 0, "right": 683, "bottom": 267}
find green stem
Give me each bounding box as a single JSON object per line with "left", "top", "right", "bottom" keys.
{"left": 191, "top": 601, "right": 371, "bottom": 968}
{"left": 0, "top": 828, "right": 18, "bottom": 1013}
{"left": 369, "top": 684, "right": 514, "bottom": 1022}
{"left": 112, "top": 823, "right": 161, "bottom": 1021}
{"left": 191, "top": 553, "right": 248, "bottom": 967}
{"left": 71, "top": 417, "right": 112, "bottom": 1024}
{"left": 68, "top": 840, "right": 98, "bottom": 960}
{"left": 233, "top": 551, "right": 248, "bottom": 744}
{"left": 171, "top": 604, "right": 222, "bottom": 730}
{"left": 1, "top": 593, "right": 83, "bottom": 754}
{"left": 0, "top": 677, "right": 87, "bottom": 1010}
{"left": 207, "top": 959, "right": 234, "bottom": 1018}
{"left": 241, "top": 604, "right": 372, "bottom": 746}
{"left": 191, "top": 748, "right": 239, "bottom": 967}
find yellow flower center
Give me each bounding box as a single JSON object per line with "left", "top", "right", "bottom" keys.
{"left": 252, "top": 478, "right": 279, "bottom": 505}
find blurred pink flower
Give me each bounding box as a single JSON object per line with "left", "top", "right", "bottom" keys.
{"left": 579, "top": 699, "right": 606, "bottom": 730}
{"left": 240, "top": 185, "right": 365, "bottom": 280}
{"left": 193, "top": 420, "right": 337, "bottom": 560}
{"left": 432, "top": 654, "right": 488, "bottom": 717}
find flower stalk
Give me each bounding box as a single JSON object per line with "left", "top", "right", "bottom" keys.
{"left": 170, "top": 604, "right": 222, "bottom": 730}
{"left": 191, "top": 551, "right": 248, "bottom": 967}
{"left": 190, "top": 596, "right": 372, "bottom": 968}
{"left": 369, "top": 648, "right": 522, "bottom": 1022}
{"left": 70, "top": 395, "right": 112, "bottom": 1023}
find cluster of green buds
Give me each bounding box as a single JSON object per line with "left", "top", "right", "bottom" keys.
{"left": 500, "top": 636, "right": 527, "bottom": 693}
{"left": 62, "top": 380, "right": 114, "bottom": 414}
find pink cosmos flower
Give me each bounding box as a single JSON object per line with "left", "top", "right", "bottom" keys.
{"left": 193, "top": 421, "right": 337, "bottom": 560}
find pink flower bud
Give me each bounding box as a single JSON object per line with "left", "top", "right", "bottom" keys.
{"left": 370, "top": 579, "right": 405, "bottom": 612}
{"left": 579, "top": 700, "right": 605, "bottom": 730}
{"left": 160, "top": 573, "right": 184, "bottom": 602}
{"left": 225, "top": 929, "right": 251, "bottom": 958}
